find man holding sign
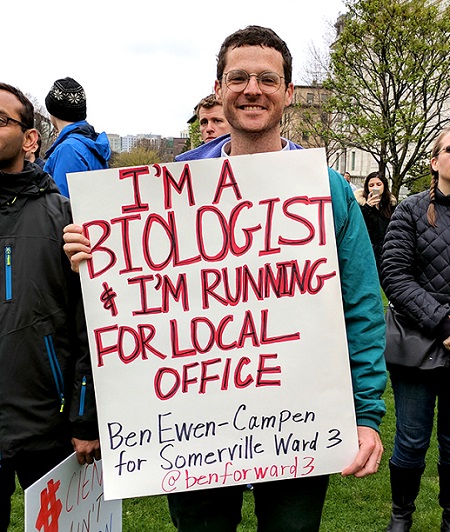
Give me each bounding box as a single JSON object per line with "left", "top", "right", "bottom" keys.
{"left": 64, "top": 26, "right": 386, "bottom": 532}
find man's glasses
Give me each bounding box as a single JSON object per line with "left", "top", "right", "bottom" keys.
{"left": 223, "top": 70, "right": 285, "bottom": 94}
{"left": 437, "top": 146, "right": 450, "bottom": 156}
{"left": 0, "top": 115, "right": 29, "bottom": 130}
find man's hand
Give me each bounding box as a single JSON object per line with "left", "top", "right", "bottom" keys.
{"left": 72, "top": 438, "right": 101, "bottom": 465}
{"left": 443, "top": 335, "right": 450, "bottom": 351}
{"left": 341, "top": 426, "right": 383, "bottom": 478}
{"left": 63, "top": 224, "right": 92, "bottom": 273}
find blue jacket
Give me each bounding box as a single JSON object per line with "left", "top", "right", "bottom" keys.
{"left": 176, "top": 135, "right": 387, "bottom": 431}
{"left": 44, "top": 121, "right": 111, "bottom": 198}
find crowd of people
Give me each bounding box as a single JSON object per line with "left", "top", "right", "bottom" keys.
{"left": 1, "top": 23, "right": 449, "bottom": 532}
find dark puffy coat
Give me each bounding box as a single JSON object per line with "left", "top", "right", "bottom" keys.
{"left": 381, "top": 189, "right": 450, "bottom": 334}
{"left": 0, "top": 162, "right": 97, "bottom": 459}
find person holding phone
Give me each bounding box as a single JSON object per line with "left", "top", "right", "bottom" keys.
{"left": 355, "top": 172, "right": 396, "bottom": 277}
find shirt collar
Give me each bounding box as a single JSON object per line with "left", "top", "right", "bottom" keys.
{"left": 220, "top": 137, "right": 290, "bottom": 157}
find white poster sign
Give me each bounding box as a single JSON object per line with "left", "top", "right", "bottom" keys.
{"left": 25, "top": 454, "right": 122, "bottom": 531}
{"left": 68, "top": 148, "right": 358, "bottom": 500}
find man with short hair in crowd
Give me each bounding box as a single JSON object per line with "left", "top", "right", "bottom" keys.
{"left": 0, "top": 82, "right": 99, "bottom": 532}
{"left": 173, "top": 25, "right": 387, "bottom": 531}
{"left": 63, "top": 26, "right": 386, "bottom": 531}
{"left": 344, "top": 170, "right": 357, "bottom": 191}
{"left": 195, "top": 93, "right": 230, "bottom": 143}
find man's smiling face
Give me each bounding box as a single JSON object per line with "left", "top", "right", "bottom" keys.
{"left": 215, "top": 45, "right": 293, "bottom": 138}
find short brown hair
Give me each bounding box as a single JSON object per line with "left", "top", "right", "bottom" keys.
{"left": 216, "top": 26, "right": 293, "bottom": 85}
{"left": 195, "top": 94, "right": 221, "bottom": 119}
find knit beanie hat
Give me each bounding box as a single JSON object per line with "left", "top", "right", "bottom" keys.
{"left": 45, "top": 77, "right": 87, "bottom": 122}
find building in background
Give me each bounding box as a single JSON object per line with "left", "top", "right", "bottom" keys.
{"left": 107, "top": 134, "right": 121, "bottom": 153}
{"left": 107, "top": 131, "right": 189, "bottom": 160}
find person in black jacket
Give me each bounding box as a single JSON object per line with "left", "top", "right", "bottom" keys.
{"left": 354, "top": 171, "right": 396, "bottom": 277}
{"left": 381, "top": 127, "right": 450, "bottom": 531}
{"left": 0, "top": 83, "right": 100, "bottom": 531}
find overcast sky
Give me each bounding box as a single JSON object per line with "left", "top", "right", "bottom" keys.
{"left": 4, "top": 0, "right": 345, "bottom": 138}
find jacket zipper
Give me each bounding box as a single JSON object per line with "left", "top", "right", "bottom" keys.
{"left": 44, "top": 334, "right": 65, "bottom": 412}
{"left": 79, "top": 376, "right": 87, "bottom": 416}
{"left": 5, "top": 246, "right": 12, "bottom": 301}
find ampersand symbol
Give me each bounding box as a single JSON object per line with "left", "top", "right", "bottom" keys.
{"left": 100, "top": 282, "right": 118, "bottom": 316}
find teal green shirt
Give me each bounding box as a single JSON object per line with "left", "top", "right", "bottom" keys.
{"left": 177, "top": 137, "right": 387, "bottom": 431}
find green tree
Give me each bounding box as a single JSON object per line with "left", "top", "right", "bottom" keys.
{"left": 110, "top": 146, "right": 160, "bottom": 168}
{"left": 403, "top": 157, "right": 430, "bottom": 196}
{"left": 324, "top": 0, "right": 450, "bottom": 198}
{"left": 27, "top": 95, "right": 56, "bottom": 154}
{"left": 189, "top": 120, "right": 202, "bottom": 149}
{"left": 283, "top": 86, "right": 343, "bottom": 164}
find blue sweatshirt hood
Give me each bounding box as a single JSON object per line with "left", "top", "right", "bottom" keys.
{"left": 44, "top": 120, "right": 111, "bottom": 197}
{"left": 175, "top": 134, "right": 303, "bottom": 162}
{"left": 45, "top": 121, "right": 111, "bottom": 163}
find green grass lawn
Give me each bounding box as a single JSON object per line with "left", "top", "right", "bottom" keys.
{"left": 8, "top": 382, "right": 442, "bottom": 531}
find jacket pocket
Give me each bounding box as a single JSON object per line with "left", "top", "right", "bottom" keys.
{"left": 4, "top": 246, "right": 12, "bottom": 301}
{"left": 44, "top": 334, "right": 65, "bottom": 412}
{"left": 79, "top": 376, "right": 87, "bottom": 416}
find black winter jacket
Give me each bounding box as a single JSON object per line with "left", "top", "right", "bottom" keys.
{"left": 0, "top": 162, "right": 97, "bottom": 459}
{"left": 354, "top": 188, "right": 396, "bottom": 275}
{"left": 381, "top": 189, "right": 450, "bottom": 334}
